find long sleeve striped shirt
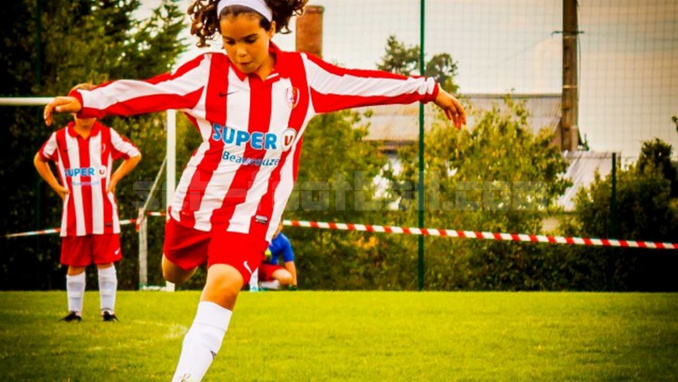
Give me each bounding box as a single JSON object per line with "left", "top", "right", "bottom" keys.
{"left": 73, "top": 44, "right": 439, "bottom": 241}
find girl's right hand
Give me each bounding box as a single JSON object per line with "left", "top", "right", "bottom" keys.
{"left": 56, "top": 185, "right": 70, "bottom": 202}
{"left": 44, "top": 96, "right": 82, "bottom": 126}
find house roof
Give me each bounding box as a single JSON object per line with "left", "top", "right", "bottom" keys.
{"left": 558, "top": 151, "right": 619, "bottom": 212}
{"left": 358, "top": 93, "right": 614, "bottom": 212}
{"left": 355, "top": 93, "right": 562, "bottom": 144}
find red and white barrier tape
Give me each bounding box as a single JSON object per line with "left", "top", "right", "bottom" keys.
{"left": 5, "top": 213, "right": 678, "bottom": 250}
{"left": 4, "top": 219, "right": 137, "bottom": 238}
{"left": 283, "top": 220, "right": 678, "bottom": 250}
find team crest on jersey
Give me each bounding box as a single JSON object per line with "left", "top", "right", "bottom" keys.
{"left": 285, "top": 87, "right": 300, "bottom": 109}
{"left": 281, "top": 128, "right": 297, "bottom": 151}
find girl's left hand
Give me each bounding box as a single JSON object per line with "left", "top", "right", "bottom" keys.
{"left": 106, "top": 180, "right": 118, "bottom": 194}
{"left": 434, "top": 89, "right": 466, "bottom": 129}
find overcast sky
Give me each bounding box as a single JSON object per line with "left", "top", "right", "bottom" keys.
{"left": 138, "top": 0, "right": 677, "bottom": 158}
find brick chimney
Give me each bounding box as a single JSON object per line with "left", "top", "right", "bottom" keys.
{"left": 295, "top": 5, "right": 324, "bottom": 57}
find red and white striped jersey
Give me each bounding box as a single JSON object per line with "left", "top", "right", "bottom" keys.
{"left": 39, "top": 121, "right": 141, "bottom": 237}
{"left": 74, "top": 44, "right": 439, "bottom": 241}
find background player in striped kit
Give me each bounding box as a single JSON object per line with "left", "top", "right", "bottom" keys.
{"left": 35, "top": 83, "right": 141, "bottom": 322}
{"left": 42, "top": 0, "right": 466, "bottom": 379}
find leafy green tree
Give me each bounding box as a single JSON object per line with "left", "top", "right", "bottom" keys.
{"left": 574, "top": 139, "right": 678, "bottom": 242}
{"left": 377, "top": 35, "right": 419, "bottom": 76}
{"left": 0, "top": 0, "right": 186, "bottom": 290}
{"left": 282, "top": 110, "right": 410, "bottom": 290}
{"left": 377, "top": 35, "right": 459, "bottom": 92}
{"left": 393, "top": 97, "right": 571, "bottom": 290}
{"left": 556, "top": 138, "right": 678, "bottom": 291}
{"left": 636, "top": 138, "right": 678, "bottom": 197}
{"left": 425, "top": 53, "right": 458, "bottom": 93}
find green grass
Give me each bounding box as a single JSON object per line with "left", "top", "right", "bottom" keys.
{"left": 0, "top": 291, "right": 677, "bottom": 381}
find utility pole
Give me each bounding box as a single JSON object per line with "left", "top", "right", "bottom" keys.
{"left": 561, "top": 0, "right": 580, "bottom": 151}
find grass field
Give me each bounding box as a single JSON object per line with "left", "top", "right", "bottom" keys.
{"left": 0, "top": 291, "right": 677, "bottom": 381}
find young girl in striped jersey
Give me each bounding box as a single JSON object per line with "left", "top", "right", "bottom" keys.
{"left": 43, "top": 0, "right": 466, "bottom": 380}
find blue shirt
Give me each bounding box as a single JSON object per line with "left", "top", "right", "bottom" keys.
{"left": 265, "top": 232, "right": 294, "bottom": 265}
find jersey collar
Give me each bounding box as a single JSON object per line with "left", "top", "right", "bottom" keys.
{"left": 66, "top": 120, "right": 101, "bottom": 139}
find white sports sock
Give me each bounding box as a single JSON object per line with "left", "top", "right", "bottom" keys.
{"left": 66, "top": 272, "right": 86, "bottom": 314}
{"left": 259, "top": 280, "right": 281, "bottom": 290}
{"left": 249, "top": 267, "right": 259, "bottom": 292}
{"left": 172, "top": 302, "right": 233, "bottom": 382}
{"left": 98, "top": 266, "right": 118, "bottom": 313}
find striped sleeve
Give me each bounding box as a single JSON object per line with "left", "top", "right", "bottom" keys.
{"left": 39, "top": 132, "right": 58, "bottom": 161}
{"left": 109, "top": 129, "right": 141, "bottom": 160}
{"left": 72, "top": 54, "right": 212, "bottom": 119}
{"left": 301, "top": 53, "right": 439, "bottom": 114}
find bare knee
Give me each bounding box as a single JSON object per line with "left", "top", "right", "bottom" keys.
{"left": 67, "top": 266, "right": 86, "bottom": 276}
{"left": 201, "top": 264, "right": 244, "bottom": 310}
{"left": 162, "top": 256, "right": 196, "bottom": 285}
{"left": 272, "top": 269, "right": 293, "bottom": 285}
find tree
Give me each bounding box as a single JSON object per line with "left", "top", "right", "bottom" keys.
{"left": 377, "top": 35, "right": 459, "bottom": 92}
{"left": 425, "top": 53, "right": 458, "bottom": 93}
{"left": 377, "top": 35, "right": 419, "bottom": 76}
{"left": 393, "top": 97, "right": 571, "bottom": 290}
{"left": 0, "top": 0, "right": 186, "bottom": 290}
{"left": 574, "top": 139, "right": 678, "bottom": 242}
{"left": 282, "top": 109, "right": 410, "bottom": 290}
{"left": 637, "top": 138, "right": 678, "bottom": 197}
{"left": 558, "top": 138, "right": 678, "bottom": 291}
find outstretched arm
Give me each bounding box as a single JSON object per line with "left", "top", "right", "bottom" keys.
{"left": 44, "top": 53, "right": 211, "bottom": 126}
{"left": 43, "top": 97, "right": 81, "bottom": 127}
{"left": 303, "top": 53, "right": 466, "bottom": 129}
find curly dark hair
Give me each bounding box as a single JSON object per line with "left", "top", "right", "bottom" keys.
{"left": 188, "top": 0, "right": 308, "bottom": 48}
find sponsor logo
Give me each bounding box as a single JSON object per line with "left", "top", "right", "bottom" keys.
{"left": 281, "top": 128, "right": 297, "bottom": 151}
{"left": 212, "top": 124, "right": 279, "bottom": 150}
{"left": 221, "top": 151, "right": 280, "bottom": 167}
{"left": 286, "top": 87, "right": 300, "bottom": 109}
{"left": 243, "top": 261, "right": 253, "bottom": 275}
{"left": 65, "top": 166, "right": 107, "bottom": 178}
{"left": 71, "top": 180, "right": 101, "bottom": 187}
{"left": 255, "top": 215, "right": 268, "bottom": 224}
{"left": 65, "top": 167, "right": 96, "bottom": 177}
{"left": 211, "top": 124, "right": 298, "bottom": 158}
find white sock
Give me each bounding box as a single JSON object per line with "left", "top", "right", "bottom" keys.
{"left": 249, "top": 268, "right": 259, "bottom": 292}
{"left": 172, "top": 302, "right": 233, "bottom": 382}
{"left": 260, "top": 280, "right": 281, "bottom": 290}
{"left": 66, "top": 272, "right": 86, "bottom": 314}
{"left": 98, "top": 266, "right": 118, "bottom": 313}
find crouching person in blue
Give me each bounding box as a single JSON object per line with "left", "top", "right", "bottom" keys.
{"left": 257, "top": 222, "right": 297, "bottom": 291}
